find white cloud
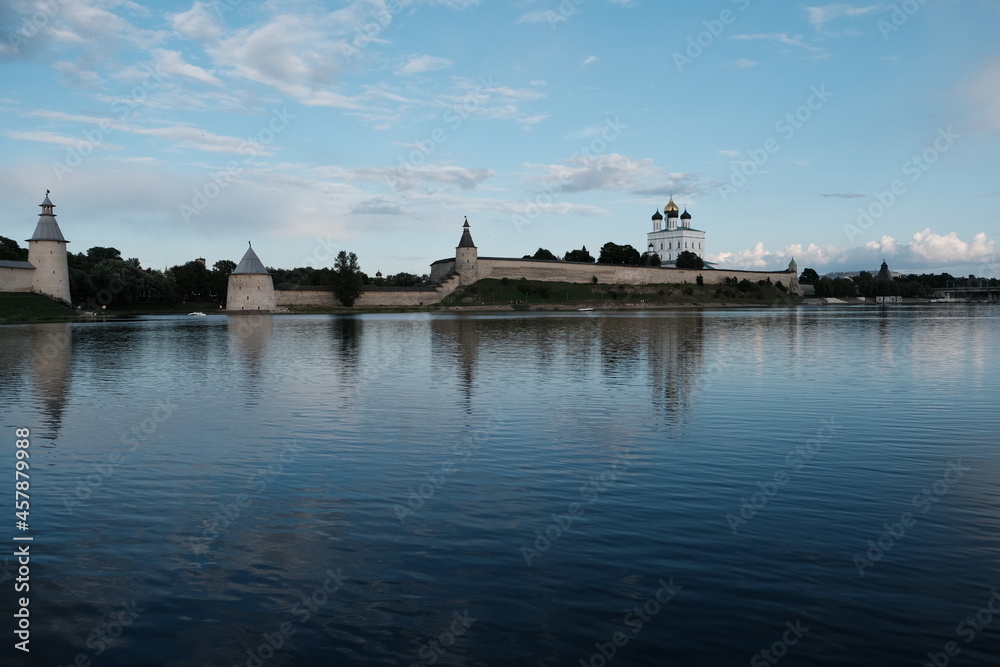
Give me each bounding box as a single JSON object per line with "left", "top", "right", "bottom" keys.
{"left": 731, "top": 33, "right": 828, "bottom": 58}
{"left": 711, "top": 230, "right": 997, "bottom": 272}
{"left": 171, "top": 1, "right": 223, "bottom": 42}
{"left": 152, "top": 49, "right": 223, "bottom": 86}
{"left": 805, "top": 3, "right": 883, "bottom": 30}
{"left": 582, "top": 55, "right": 598, "bottom": 66}
{"left": 530, "top": 153, "right": 660, "bottom": 194}
{"left": 4, "top": 130, "right": 123, "bottom": 150}
{"left": 396, "top": 55, "right": 454, "bottom": 75}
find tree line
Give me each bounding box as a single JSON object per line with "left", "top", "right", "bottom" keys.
{"left": 0, "top": 236, "right": 376, "bottom": 308}
{"left": 524, "top": 243, "right": 704, "bottom": 269}
{"left": 798, "top": 268, "right": 999, "bottom": 298}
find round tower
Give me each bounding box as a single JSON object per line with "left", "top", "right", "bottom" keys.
{"left": 26, "top": 192, "right": 71, "bottom": 304}
{"left": 227, "top": 243, "right": 276, "bottom": 311}
{"left": 455, "top": 217, "right": 478, "bottom": 285}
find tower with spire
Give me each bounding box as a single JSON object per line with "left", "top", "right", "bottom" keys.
{"left": 226, "top": 242, "right": 276, "bottom": 311}
{"left": 646, "top": 197, "right": 706, "bottom": 267}
{"left": 26, "top": 192, "right": 71, "bottom": 303}
{"left": 455, "top": 217, "right": 479, "bottom": 285}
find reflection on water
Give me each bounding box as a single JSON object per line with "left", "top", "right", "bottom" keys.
{"left": 1, "top": 306, "right": 998, "bottom": 667}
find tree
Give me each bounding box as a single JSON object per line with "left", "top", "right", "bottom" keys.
{"left": 0, "top": 236, "right": 27, "bottom": 261}
{"left": 675, "top": 251, "right": 704, "bottom": 269}
{"left": 86, "top": 246, "right": 122, "bottom": 263}
{"left": 641, "top": 251, "right": 661, "bottom": 266}
{"left": 213, "top": 259, "right": 236, "bottom": 275}
{"left": 331, "top": 251, "right": 364, "bottom": 307}
{"left": 564, "top": 246, "right": 595, "bottom": 263}
{"left": 532, "top": 248, "right": 558, "bottom": 261}
{"left": 799, "top": 267, "right": 819, "bottom": 283}
{"left": 598, "top": 242, "right": 641, "bottom": 265}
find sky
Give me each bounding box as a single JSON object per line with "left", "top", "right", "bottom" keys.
{"left": 1, "top": 0, "right": 998, "bottom": 278}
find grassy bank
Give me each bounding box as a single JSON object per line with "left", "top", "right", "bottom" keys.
{"left": 0, "top": 292, "right": 77, "bottom": 323}
{"left": 440, "top": 278, "right": 800, "bottom": 308}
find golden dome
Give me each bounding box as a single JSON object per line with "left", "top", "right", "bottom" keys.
{"left": 664, "top": 196, "right": 679, "bottom": 213}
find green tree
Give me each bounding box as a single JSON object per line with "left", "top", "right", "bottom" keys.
{"left": 213, "top": 259, "right": 236, "bottom": 275}
{"left": 641, "top": 251, "right": 661, "bottom": 266}
{"left": 799, "top": 267, "right": 820, "bottom": 283}
{"left": 170, "top": 260, "right": 212, "bottom": 302}
{"left": 532, "top": 248, "right": 558, "bottom": 261}
{"left": 564, "top": 246, "right": 595, "bottom": 263}
{"left": 331, "top": 251, "right": 364, "bottom": 307}
{"left": 0, "top": 236, "right": 27, "bottom": 261}
{"left": 675, "top": 250, "right": 704, "bottom": 269}
{"left": 86, "top": 246, "right": 122, "bottom": 263}
{"left": 598, "top": 242, "right": 641, "bottom": 265}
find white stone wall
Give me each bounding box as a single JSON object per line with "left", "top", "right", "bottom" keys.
{"left": 227, "top": 274, "right": 277, "bottom": 311}
{"left": 27, "top": 241, "right": 71, "bottom": 303}
{"left": 0, "top": 266, "right": 34, "bottom": 292}
{"left": 474, "top": 258, "right": 799, "bottom": 293}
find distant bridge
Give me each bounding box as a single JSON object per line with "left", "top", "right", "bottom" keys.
{"left": 931, "top": 286, "right": 1000, "bottom": 302}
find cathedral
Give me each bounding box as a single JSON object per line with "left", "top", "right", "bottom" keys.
{"left": 647, "top": 197, "right": 706, "bottom": 267}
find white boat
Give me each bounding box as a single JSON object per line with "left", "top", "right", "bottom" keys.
{"left": 577, "top": 307, "right": 594, "bottom": 312}
{"left": 188, "top": 311, "right": 207, "bottom": 316}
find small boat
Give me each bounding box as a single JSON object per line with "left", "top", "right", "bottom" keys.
{"left": 188, "top": 311, "right": 207, "bottom": 316}
{"left": 577, "top": 307, "right": 594, "bottom": 312}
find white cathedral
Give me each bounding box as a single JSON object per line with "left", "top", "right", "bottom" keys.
{"left": 647, "top": 196, "right": 706, "bottom": 267}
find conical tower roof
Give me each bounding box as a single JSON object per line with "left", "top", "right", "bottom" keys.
{"left": 457, "top": 217, "right": 476, "bottom": 248}
{"left": 27, "top": 192, "right": 68, "bottom": 243}
{"left": 233, "top": 244, "right": 269, "bottom": 274}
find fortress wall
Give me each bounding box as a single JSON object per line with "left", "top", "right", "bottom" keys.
{"left": 274, "top": 290, "right": 337, "bottom": 308}
{"left": 227, "top": 274, "right": 277, "bottom": 311}
{"left": 474, "top": 258, "right": 799, "bottom": 292}
{"left": 0, "top": 267, "right": 34, "bottom": 292}
{"left": 430, "top": 259, "right": 456, "bottom": 282}
{"left": 274, "top": 273, "right": 462, "bottom": 308}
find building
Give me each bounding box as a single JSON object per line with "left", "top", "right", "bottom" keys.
{"left": 0, "top": 193, "right": 71, "bottom": 303}
{"left": 226, "top": 244, "right": 277, "bottom": 311}
{"left": 647, "top": 197, "right": 706, "bottom": 267}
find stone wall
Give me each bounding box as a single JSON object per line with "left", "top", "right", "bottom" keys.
{"left": 272, "top": 273, "right": 463, "bottom": 308}
{"left": 473, "top": 258, "right": 800, "bottom": 293}
{"left": 0, "top": 266, "right": 34, "bottom": 293}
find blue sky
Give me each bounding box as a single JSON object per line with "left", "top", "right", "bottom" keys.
{"left": 1, "top": 0, "right": 998, "bottom": 277}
